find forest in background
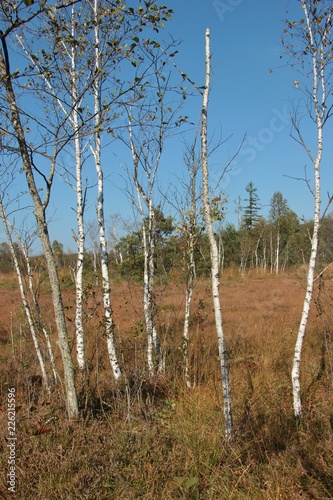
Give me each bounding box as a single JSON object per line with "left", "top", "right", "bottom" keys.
{"left": 1, "top": 204, "right": 333, "bottom": 279}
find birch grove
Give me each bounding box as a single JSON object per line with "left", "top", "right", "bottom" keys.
{"left": 0, "top": 0, "right": 174, "bottom": 415}
{"left": 2, "top": 1, "right": 332, "bottom": 449}
{"left": 15, "top": 5, "right": 89, "bottom": 372}
{"left": 85, "top": 0, "right": 174, "bottom": 379}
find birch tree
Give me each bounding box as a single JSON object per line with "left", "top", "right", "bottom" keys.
{"left": 26, "top": 0, "right": 174, "bottom": 381}
{"left": 0, "top": 196, "right": 50, "bottom": 395}
{"left": 181, "top": 142, "right": 200, "bottom": 388}
{"left": 0, "top": 1, "right": 79, "bottom": 418}
{"left": 283, "top": 0, "right": 333, "bottom": 419}
{"left": 127, "top": 103, "right": 165, "bottom": 376}
{"left": 20, "top": 231, "right": 58, "bottom": 386}
{"left": 168, "top": 137, "right": 202, "bottom": 387}
{"left": 201, "top": 28, "right": 233, "bottom": 440}
{"left": 37, "top": 2, "right": 92, "bottom": 372}
{"left": 89, "top": 0, "right": 122, "bottom": 380}
{"left": 86, "top": 0, "right": 175, "bottom": 380}
{"left": 124, "top": 44, "right": 186, "bottom": 375}
{"left": 269, "top": 192, "right": 291, "bottom": 274}
{"left": 65, "top": 3, "right": 87, "bottom": 373}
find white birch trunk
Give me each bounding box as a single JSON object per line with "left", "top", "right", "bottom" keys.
{"left": 91, "top": 0, "right": 121, "bottom": 380}
{"left": 70, "top": 5, "right": 85, "bottom": 371}
{"left": 262, "top": 235, "right": 267, "bottom": 272}
{"left": 6, "top": 220, "right": 58, "bottom": 384}
{"left": 291, "top": 1, "right": 324, "bottom": 419}
{"left": 0, "top": 200, "right": 50, "bottom": 395}
{"left": 148, "top": 201, "right": 162, "bottom": 371}
{"left": 135, "top": 163, "right": 155, "bottom": 376}
{"left": 30, "top": 294, "right": 58, "bottom": 385}
{"left": 292, "top": 192, "right": 320, "bottom": 418}
{"left": 128, "top": 121, "right": 161, "bottom": 377}
{"left": 183, "top": 240, "right": 195, "bottom": 388}
{"left": 275, "top": 229, "right": 280, "bottom": 275}
{"left": 182, "top": 165, "right": 197, "bottom": 388}
{"left": 201, "top": 28, "right": 232, "bottom": 440}
{"left": 254, "top": 236, "right": 260, "bottom": 270}
{"left": 138, "top": 187, "right": 155, "bottom": 376}
{"left": 21, "top": 235, "right": 58, "bottom": 384}
{"left": 270, "top": 229, "right": 274, "bottom": 274}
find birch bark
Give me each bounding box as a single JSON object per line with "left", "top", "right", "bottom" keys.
{"left": 129, "top": 124, "right": 157, "bottom": 377}
{"left": 25, "top": 249, "right": 58, "bottom": 385}
{"left": 201, "top": 28, "right": 233, "bottom": 440}
{"left": 182, "top": 146, "right": 199, "bottom": 388}
{"left": 91, "top": 0, "right": 121, "bottom": 380}
{"left": 0, "top": 200, "right": 50, "bottom": 395}
{"left": 16, "top": 9, "right": 87, "bottom": 371}
{"left": 70, "top": 8, "right": 86, "bottom": 372}
{"left": 289, "top": 1, "right": 328, "bottom": 418}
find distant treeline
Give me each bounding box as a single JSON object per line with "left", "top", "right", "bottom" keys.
{"left": 1, "top": 213, "right": 332, "bottom": 279}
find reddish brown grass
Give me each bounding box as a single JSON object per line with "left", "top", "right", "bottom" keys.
{"left": 0, "top": 270, "right": 333, "bottom": 498}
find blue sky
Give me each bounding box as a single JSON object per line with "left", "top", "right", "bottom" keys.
{"left": 162, "top": 0, "right": 333, "bottom": 220}
{"left": 1, "top": 0, "right": 333, "bottom": 252}
{"left": 101, "top": 0, "right": 331, "bottom": 238}
{"left": 102, "top": 0, "right": 331, "bottom": 242}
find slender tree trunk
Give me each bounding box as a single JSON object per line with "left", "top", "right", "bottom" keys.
{"left": 135, "top": 170, "right": 155, "bottom": 376}
{"left": 270, "top": 229, "right": 274, "bottom": 274}
{"left": 182, "top": 160, "right": 197, "bottom": 388}
{"left": 292, "top": 141, "right": 321, "bottom": 418}
{"left": 0, "top": 45, "right": 78, "bottom": 418}
{"left": 26, "top": 256, "right": 58, "bottom": 385}
{"left": 292, "top": 201, "right": 320, "bottom": 418}
{"left": 129, "top": 121, "right": 161, "bottom": 377}
{"left": 183, "top": 229, "right": 195, "bottom": 388}
{"left": 262, "top": 234, "right": 267, "bottom": 272}
{"left": 0, "top": 200, "right": 50, "bottom": 395}
{"left": 254, "top": 235, "right": 260, "bottom": 270}
{"left": 275, "top": 228, "right": 280, "bottom": 275}
{"left": 91, "top": 0, "right": 121, "bottom": 380}
{"left": 291, "top": 0, "right": 323, "bottom": 419}
{"left": 4, "top": 216, "right": 58, "bottom": 384}
{"left": 201, "top": 28, "right": 232, "bottom": 440}
{"left": 70, "top": 5, "right": 86, "bottom": 371}
{"left": 14, "top": 227, "right": 58, "bottom": 385}
{"left": 148, "top": 201, "right": 162, "bottom": 371}
{"left": 143, "top": 215, "right": 156, "bottom": 377}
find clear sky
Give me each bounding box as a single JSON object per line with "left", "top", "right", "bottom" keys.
{"left": 161, "top": 0, "right": 333, "bottom": 222}
{"left": 1, "top": 0, "right": 333, "bottom": 252}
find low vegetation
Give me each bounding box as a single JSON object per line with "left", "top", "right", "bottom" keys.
{"left": 1, "top": 269, "right": 332, "bottom": 499}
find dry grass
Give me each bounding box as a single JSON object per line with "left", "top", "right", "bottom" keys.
{"left": 1, "top": 270, "right": 333, "bottom": 498}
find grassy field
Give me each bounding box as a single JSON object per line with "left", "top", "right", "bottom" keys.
{"left": 1, "top": 269, "right": 333, "bottom": 499}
